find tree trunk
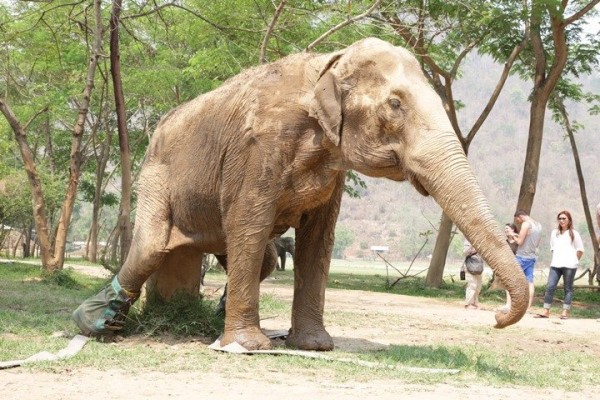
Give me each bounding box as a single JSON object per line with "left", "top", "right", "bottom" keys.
{"left": 23, "top": 225, "right": 33, "bottom": 257}
{"left": 516, "top": 2, "right": 570, "bottom": 213}
{"left": 110, "top": 0, "right": 133, "bottom": 267}
{"left": 89, "top": 137, "right": 110, "bottom": 263}
{"left": 12, "top": 231, "right": 23, "bottom": 257}
{"left": 425, "top": 212, "right": 453, "bottom": 287}
{"left": 89, "top": 206, "right": 99, "bottom": 263}
{"left": 516, "top": 97, "right": 546, "bottom": 212}
{"left": 1, "top": 100, "right": 55, "bottom": 269}
{"left": 146, "top": 247, "right": 204, "bottom": 300}
{"left": 554, "top": 96, "right": 599, "bottom": 284}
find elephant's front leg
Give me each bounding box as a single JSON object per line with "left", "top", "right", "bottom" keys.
{"left": 219, "top": 208, "right": 275, "bottom": 350}
{"left": 286, "top": 179, "right": 344, "bottom": 351}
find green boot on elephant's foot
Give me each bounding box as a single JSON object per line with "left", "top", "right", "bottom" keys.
{"left": 72, "top": 276, "right": 138, "bottom": 338}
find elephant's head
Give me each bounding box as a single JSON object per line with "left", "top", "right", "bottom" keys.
{"left": 310, "top": 38, "right": 528, "bottom": 327}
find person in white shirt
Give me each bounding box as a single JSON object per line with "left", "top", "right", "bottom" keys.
{"left": 535, "top": 211, "right": 584, "bottom": 319}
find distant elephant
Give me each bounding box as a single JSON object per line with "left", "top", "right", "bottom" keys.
{"left": 274, "top": 236, "right": 295, "bottom": 271}
{"left": 73, "top": 37, "right": 528, "bottom": 351}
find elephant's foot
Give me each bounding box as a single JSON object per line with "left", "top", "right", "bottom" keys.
{"left": 72, "top": 276, "right": 138, "bottom": 338}
{"left": 286, "top": 326, "right": 334, "bottom": 351}
{"left": 220, "top": 326, "right": 272, "bottom": 350}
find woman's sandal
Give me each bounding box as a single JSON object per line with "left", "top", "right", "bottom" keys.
{"left": 533, "top": 313, "right": 549, "bottom": 318}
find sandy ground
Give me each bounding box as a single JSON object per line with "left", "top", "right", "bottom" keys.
{"left": 1, "top": 266, "right": 599, "bottom": 400}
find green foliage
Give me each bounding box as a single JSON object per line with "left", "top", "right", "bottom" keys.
{"left": 125, "top": 292, "right": 224, "bottom": 339}
{"left": 333, "top": 226, "right": 355, "bottom": 259}
{"left": 78, "top": 178, "right": 119, "bottom": 207}
{"left": 41, "top": 268, "right": 83, "bottom": 290}
{"left": 0, "top": 169, "right": 63, "bottom": 229}
{"left": 344, "top": 170, "right": 367, "bottom": 198}
{"left": 258, "top": 292, "right": 291, "bottom": 317}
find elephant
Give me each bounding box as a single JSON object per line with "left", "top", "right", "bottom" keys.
{"left": 274, "top": 236, "right": 295, "bottom": 271}
{"left": 72, "top": 37, "right": 529, "bottom": 351}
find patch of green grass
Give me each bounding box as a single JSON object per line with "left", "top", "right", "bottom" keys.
{"left": 125, "top": 292, "right": 224, "bottom": 338}
{"left": 259, "top": 293, "right": 291, "bottom": 318}
{"left": 0, "top": 261, "right": 107, "bottom": 360}
{"left": 41, "top": 268, "right": 85, "bottom": 290}
{"left": 344, "top": 343, "right": 596, "bottom": 389}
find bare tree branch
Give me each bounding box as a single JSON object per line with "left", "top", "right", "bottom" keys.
{"left": 305, "top": 0, "right": 383, "bottom": 52}
{"left": 564, "top": 0, "right": 600, "bottom": 26}
{"left": 260, "top": 0, "right": 288, "bottom": 64}
{"left": 449, "top": 41, "right": 477, "bottom": 80}
{"left": 466, "top": 32, "right": 529, "bottom": 144}
{"left": 23, "top": 105, "right": 49, "bottom": 131}
{"left": 121, "top": 1, "right": 257, "bottom": 34}
{"left": 386, "top": 15, "right": 450, "bottom": 80}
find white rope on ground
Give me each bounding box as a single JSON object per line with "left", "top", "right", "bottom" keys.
{"left": 0, "top": 334, "right": 89, "bottom": 369}
{"left": 208, "top": 331, "right": 460, "bottom": 375}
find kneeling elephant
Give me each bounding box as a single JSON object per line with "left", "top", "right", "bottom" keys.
{"left": 73, "top": 37, "right": 528, "bottom": 351}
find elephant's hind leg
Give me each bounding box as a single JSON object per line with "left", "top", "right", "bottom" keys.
{"left": 145, "top": 247, "right": 204, "bottom": 301}
{"left": 73, "top": 164, "right": 172, "bottom": 337}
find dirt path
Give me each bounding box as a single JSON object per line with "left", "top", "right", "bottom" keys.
{"left": 2, "top": 277, "right": 599, "bottom": 400}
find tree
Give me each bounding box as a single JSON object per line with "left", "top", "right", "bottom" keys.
{"left": 0, "top": 0, "right": 104, "bottom": 271}
{"left": 333, "top": 226, "right": 355, "bottom": 259}
{"left": 110, "top": 0, "right": 133, "bottom": 266}
{"left": 515, "top": 0, "right": 600, "bottom": 213}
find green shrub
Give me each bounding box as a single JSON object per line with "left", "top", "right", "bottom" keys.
{"left": 42, "top": 269, "right": 83, "bottom": 290}
{"left": 125, "top": 291, "right": 224, "bottom": 338}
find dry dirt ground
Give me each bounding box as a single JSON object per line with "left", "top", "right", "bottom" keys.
{"left": 1, "top": 269, "right": 599, "bottom": 400}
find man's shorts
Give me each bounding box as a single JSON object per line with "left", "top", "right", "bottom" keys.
{"left": 516, "top": 256, "right": 536, "bottom": 283}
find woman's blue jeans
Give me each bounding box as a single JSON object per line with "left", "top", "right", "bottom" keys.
{"left": 543, "top": 267, "right": 577, "bottom": 310}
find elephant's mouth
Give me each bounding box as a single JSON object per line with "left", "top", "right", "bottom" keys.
{"left": 408, "top": 173, "right": 430, "bottom": 196}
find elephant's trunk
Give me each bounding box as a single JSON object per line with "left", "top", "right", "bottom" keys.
{"left": 408, "top": 130, "right": 528, "bottom": 328}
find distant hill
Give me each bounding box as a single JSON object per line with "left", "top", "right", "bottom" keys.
{"left": 336, "top": 54, "right": 600, "bottom": 269}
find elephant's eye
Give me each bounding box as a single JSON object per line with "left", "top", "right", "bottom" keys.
{"left": 389, "top": 98, "right": 402, "bottom": 110}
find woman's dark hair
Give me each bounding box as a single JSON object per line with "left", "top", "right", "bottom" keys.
{"left": 505, "top": 223, "right": 519, "bottom": 234}
{"left": 556, "top": 210, "right": 575, "bottom": 242}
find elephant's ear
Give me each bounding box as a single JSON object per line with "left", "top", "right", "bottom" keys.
{"left": 310, "top": 54, "right": 343, "bottom": 146}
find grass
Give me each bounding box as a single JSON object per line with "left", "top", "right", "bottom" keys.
{"left": 1, "top": 259, "right": 599, "bottom": 392}
{"left": 125, "top": 291, "right": 225, "bottom": 338}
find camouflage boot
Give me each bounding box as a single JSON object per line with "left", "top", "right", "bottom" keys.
{"left": 72, "top": 276, "right": 138, "bottom": 338}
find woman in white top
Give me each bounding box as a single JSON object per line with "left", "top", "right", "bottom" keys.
{"left": 536, "top": 211, "right": 584, "bottom": 319}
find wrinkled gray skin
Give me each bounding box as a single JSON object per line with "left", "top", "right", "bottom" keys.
{"left": 111, "top": 37, "right": 528, "bottom": 351}
{"left": 274, "top": 236, "right": 295, "bottom": 271}
{"left": 215, "top": 236, "right": 295, "bottom": 315}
